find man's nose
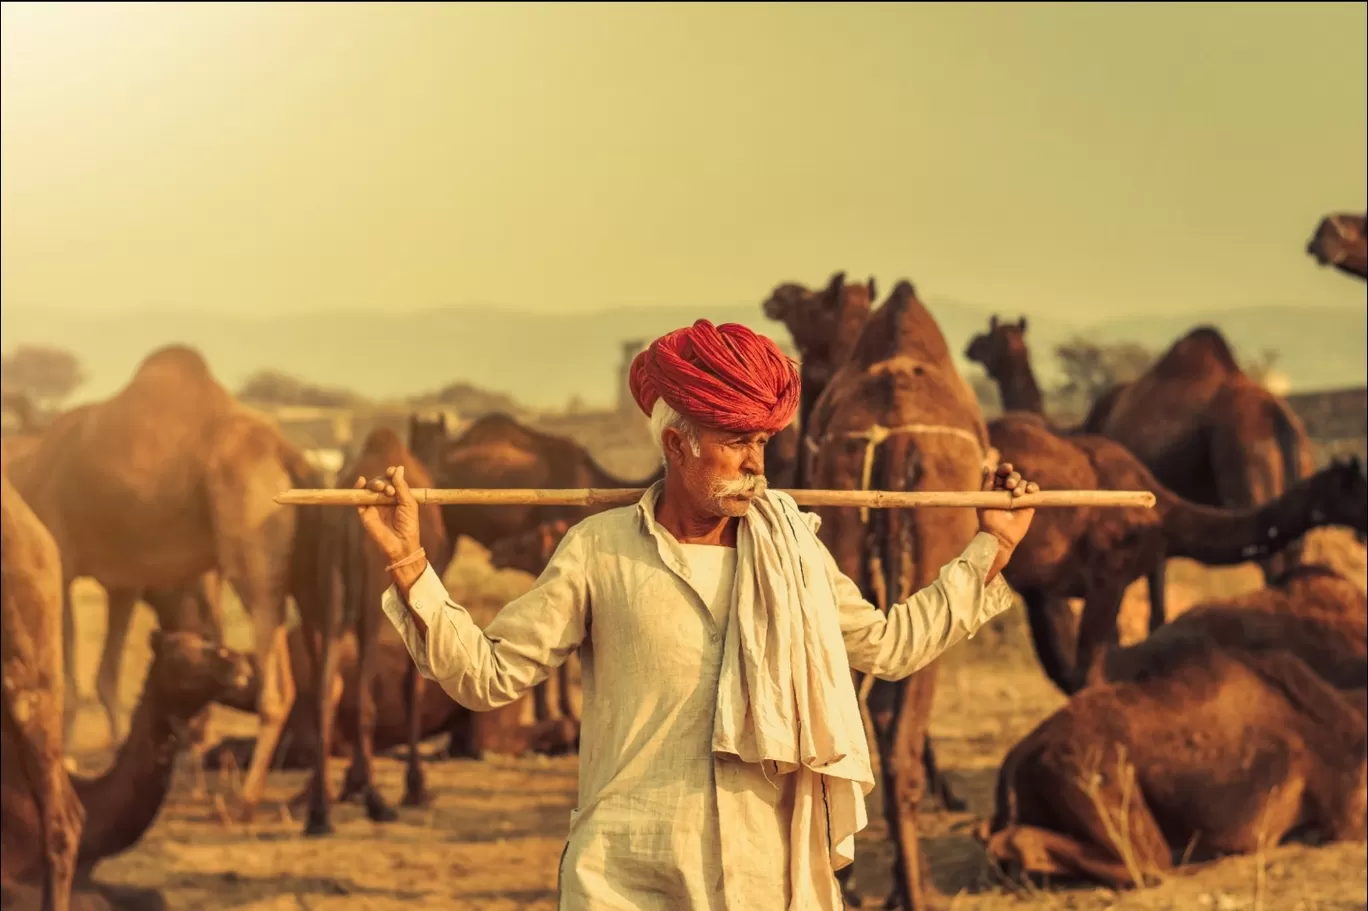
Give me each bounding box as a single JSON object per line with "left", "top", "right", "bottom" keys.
{"left": 742, "top": 443, "right": 765, "bottom": 476}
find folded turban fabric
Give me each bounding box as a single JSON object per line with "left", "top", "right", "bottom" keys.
{"left": 628, "top": 319, "right": 800, "bottom": 434}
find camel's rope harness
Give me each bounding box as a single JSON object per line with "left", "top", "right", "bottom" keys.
{"left": 804, "top": 421, "right": 997, "bottom": 702}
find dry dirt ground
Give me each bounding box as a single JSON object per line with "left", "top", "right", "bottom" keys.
{"left": 65, "top": 529, "right": 1367, "bottom": 911}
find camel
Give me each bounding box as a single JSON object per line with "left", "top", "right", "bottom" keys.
{"left": 762, "top": 270, "right": 877, "bottom": 488}
{"left": 988, "top": 414, "right": 1367, "bottom": 694}
{"left": 964, "top": 315, "right": 1046, "bottom": 418}
{"left": 805, "top": 280, "right": 994, "bottom": 910}
{"left": 408, "top": 412, "right": 660, "bottom": 730}
{"left": 4, "top": 344, "right": 327, "bottom": 823}
{"left": 300, "top": 427, "right": 457, "bottom": 837}
{"left": 983, "top": 564, "right": 1368, "bottom": 888}
{"left": 2, "top": 630, "right": 256, "bottom": 911}
{"left": 1307, "top": 212, "right": 1367, "bottom": 281}
{"left": 204, "top": 624, "right": 577, "bottom": 773}
{"left": 1, "top": 461, "right": 84, "bottom": 911}
{"left": 408, "top": 412, "right": 664, "bottom": 550}
{"left": 487, "top": 519, "right": 581, "bottom": 728}
{"left": 1080, "top": 326, "right": 1315, "bottom": 585}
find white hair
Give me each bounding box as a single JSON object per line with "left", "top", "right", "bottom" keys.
{"left": 649, "top": 399, "right": 700, "bottom": 465}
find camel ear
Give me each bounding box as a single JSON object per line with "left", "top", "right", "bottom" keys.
{"left": 826, "top": 271, "right": 846, "bottom": 294}
{"left": 989, "top": 315, "right": 999, "bottom": 331}
{"left": 1018, "top": 316, "right": 1028, "bottom": 331}
{"left": 867, "top": 277, "right": 878, "bottom": 303}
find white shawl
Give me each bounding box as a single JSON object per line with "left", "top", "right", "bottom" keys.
{"left": 712, "top": 489, "right": 875, "bottom": 910}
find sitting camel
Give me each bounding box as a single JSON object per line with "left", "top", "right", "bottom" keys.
{"left": 983, "top": 563, "right": 1368, "bottom": 888}
{"left": 300, "top": 427, "right": 457, "bottom": 837}
{"left": 1080, "top": 327, "right": 1315, "bottom": 585}
{"left": 989, "top": 414, "right": 1367, "bottom": 693}
{"left": 1307, "top": 212, "right": 1367, "bottom": 281}
{"left": 5, "top": 345, "right": 327, "bottom": 823}
{"left": 2, "top": 630, "right": 256, "bottom": 911}
{"left": 1, "top": 461, "right": 83, "bottom": 911}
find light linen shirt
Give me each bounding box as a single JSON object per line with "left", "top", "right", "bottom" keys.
{"left": 381, "top": 484, "right": 1015, "bottom": 911}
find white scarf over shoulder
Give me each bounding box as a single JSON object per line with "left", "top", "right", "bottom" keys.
{"left": 712, "top": 489, "right": 875, "bottom": 911}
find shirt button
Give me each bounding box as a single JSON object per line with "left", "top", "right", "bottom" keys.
{"left": 711, "top": 632, "right": 720, "bottom": 642}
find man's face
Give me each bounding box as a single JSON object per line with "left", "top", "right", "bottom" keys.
{"left": 665, "top": 425, "right": 769, "bottom": 517}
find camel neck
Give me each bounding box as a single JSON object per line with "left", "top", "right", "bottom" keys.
{"left": 73, "top": 693, "right": 185, "bottom": 874}
{"left": 1157, "top": 482, "right": 1327, "bottom": 565}
{"left": 994, "top": 359, "right": 1045, "bottom": 415}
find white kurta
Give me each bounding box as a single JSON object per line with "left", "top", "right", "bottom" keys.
{"left": 381, "top": 483, "right": 1015, "bottom": 910}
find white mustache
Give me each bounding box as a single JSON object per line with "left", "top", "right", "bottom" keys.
{"left": 712, "top": 474, "right": 767, "bottom": 498}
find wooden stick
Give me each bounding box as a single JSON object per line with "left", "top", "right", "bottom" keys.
{"left": 273, "top": 487, "right": 1157, "bottom": 510}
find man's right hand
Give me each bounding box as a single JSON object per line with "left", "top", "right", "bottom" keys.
{"left": 356, "top": 466, "right": 426, "bottom": 592}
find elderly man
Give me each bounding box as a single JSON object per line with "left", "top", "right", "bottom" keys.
{"left": 359, "top": 320, "right": 1037, "bottom": 911}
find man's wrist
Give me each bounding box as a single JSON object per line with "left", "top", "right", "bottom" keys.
{"left": 390, "top": 559, "right": 430, "bottom": 601}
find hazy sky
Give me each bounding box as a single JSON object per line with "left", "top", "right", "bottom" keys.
{"left": 2, "top": 2, "right": 1365, "bottom": 321}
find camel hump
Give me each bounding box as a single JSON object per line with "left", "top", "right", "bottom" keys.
{"left": 358, "top": 426, "right": 408, "bottom": 460}
{"left": 1155, "top": 327, "right": 1240, "bottom": 376}
{"left": 138, "top": 344, "right": 214, "bottom": 377}
{"left": 851, "top": 279, "right": 952, "bottom": 369}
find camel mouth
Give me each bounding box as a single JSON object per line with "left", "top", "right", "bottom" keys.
{"left": 761, "top": 298, "right": 786, "bottom": 320}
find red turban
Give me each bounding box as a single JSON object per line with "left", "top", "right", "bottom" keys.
{"left": 629, "top": 319, "right": 800, "bottom": 434}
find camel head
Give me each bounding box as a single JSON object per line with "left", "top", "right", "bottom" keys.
{"left": 761, "top": 271, "right": 877, "bottom": 363}
{"left": 488, "top": 519, "right": 572, "bottom": 576}
{"left": 1300, "top": 455, "right": 1368, "bottom": 542}
{"left": 144, "top": 631, "right": 257, "bottom": 723}
{"left": 1307, "top": 213, "right": 1367, "bottom": 281}
{"left": 964, "top": 315, "right": 1030, "bottom": 379}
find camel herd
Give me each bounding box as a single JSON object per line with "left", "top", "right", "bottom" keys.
{"left": 1, "top": 214, "right": 1365, "bottom": 911}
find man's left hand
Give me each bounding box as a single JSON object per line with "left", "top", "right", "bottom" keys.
{"left": 976, "top": 461, "right": 1039, "bottom": 554}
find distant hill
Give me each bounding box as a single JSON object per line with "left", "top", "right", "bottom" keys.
{"left": 1, "top": 299, "right": 1362, "bottom": 410}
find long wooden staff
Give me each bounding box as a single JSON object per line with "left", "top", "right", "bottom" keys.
{"left": 274, "top": 487, "right": 1156, "bottom": 509}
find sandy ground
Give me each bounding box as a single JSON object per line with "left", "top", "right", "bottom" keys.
{"left": 65, "top": 529, "right": 1367, "bottom": 911}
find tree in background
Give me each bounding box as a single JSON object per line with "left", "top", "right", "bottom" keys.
{"left": 1050, "top": 336, "right": 1155, "bottom": 416}
{"left": 237, "top": 369, "right": 368, "bottom": 408}
{"left": 0, "top": 345, "right": 86, "bottom": 414}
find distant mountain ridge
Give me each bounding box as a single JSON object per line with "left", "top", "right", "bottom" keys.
{"left": 1, "top": 299, "right": 1363, "bottom": 411}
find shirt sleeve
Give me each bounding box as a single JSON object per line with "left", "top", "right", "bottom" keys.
{"left": 379, "top": 522, "right": 591, "bottom": 711}
{"left": 824, "top": 531, "right": 1017, "bottom": 680}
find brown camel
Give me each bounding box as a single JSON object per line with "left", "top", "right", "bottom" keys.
{"left": 203, "top": 623, "right": 577, "bottom": 777}
{"left": 487, "top": 519, "right": 581, "bottom": 729}
{"left": 2, "top": 630, "right": 256, "bottom": 911}
{"left": 4, "top": 344, "right": 327, "bottom": 822}
{"left": 987, "top": 414, "right": 1367, "bottom": 694}
{"left": 805, "top": 279, "right": 993, "bottom": 910}
{"left": 1307, "top": 212, "right": 1367, "bottom": 281}
{"left": 1, "top": 460, "right": 84, "bottom": 911}
{"left": 1080, "top": 327, "right": 1315, "bottom": 585}
{"left": 983, "top": 565, "right": 1368, "bottom": 888}
{"left": 300, "top": 427, "right": 457, "bottom": 837}
{"left": 764, "top": 271, "right": 975, "bottom": 811}
{"left": 408, "top": 412, "right": 664, "bottom": 550}
{"left": 964, "top": 315, "right": 1047, "bottom": 418}
{"left": 408, "top": 412, "right": 660, "bottom": 729}
{"left": 762, "top": 270, "right": 877, "bottom": 488}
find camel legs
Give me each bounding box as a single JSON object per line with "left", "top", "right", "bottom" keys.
{"left": 1021, "top": 588, "right": 1080, "bottom": 694}
{"left": 401, "top": 662, "right": 430, "bottom": 807}
{"left": 1146, "top": 556, "right": 1168, "bottom": 634}
{"left": 60, "top": 578, "right": 80, "bottom": 749}
{"left": 1073, "top": 583, "right": 1128, "bottom": 693}
{"left": 92, "top": 588, "right": 139, "bottom": 745}
{"left": 339, "top": 590, "right": 400, "bottom": 823}
{"left": 864, "top": 670, "right": 945, "bottom": 911}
